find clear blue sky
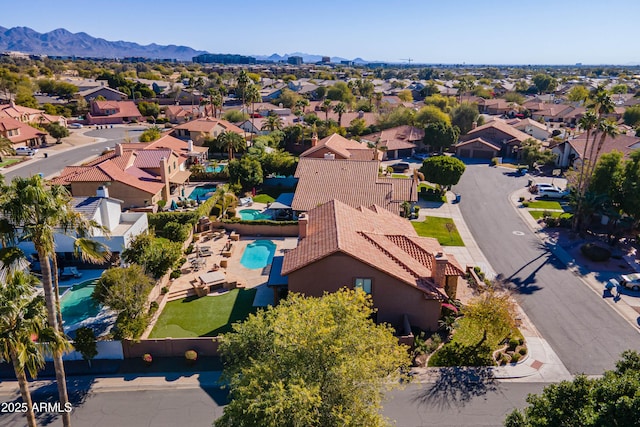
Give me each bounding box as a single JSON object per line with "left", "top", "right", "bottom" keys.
{"left": 2, "top": 0, "right": 639, "bottom": 65}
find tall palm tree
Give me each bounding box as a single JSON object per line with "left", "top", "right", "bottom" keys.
{"left": 322, "top": 99, "right": 332, "bottom": 122}
{"left": 295, "top": 98, "right": 309, "bottom": 115}
{"left": 261, "top": 114, "right": 284, "bottom": 132}
{"left": 215, "top": 131, "right": 246, "bottom": 160}
{"left": 333, "top": 102, "right": 347, "bottom": 127}
{"left": 245, "top": 84, "right": 262, "bottom": 133}
{"left": 0, "top": 270, "right": 70, "bottom": 427}
{"left": 585, "top": 120, "right": 619, "bottom": 187}
{"left": 236, "top": 70, "right": 250, "bottom": 111}
{"left": 1, "top": 175, "right": 109, "bottom": 427}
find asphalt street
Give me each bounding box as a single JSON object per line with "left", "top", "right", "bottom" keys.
{"left": 0, "top": 380, "right": 548, "bottom": 427}
{"left": 2, "top": 127, "right": 146, "bottom": 181}
{"left": 454, "top": 164, "right": 640, "bottom": 375}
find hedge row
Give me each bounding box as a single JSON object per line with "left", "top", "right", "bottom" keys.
{"left": 220, "top": 218, "right": 299, "bottom": 226}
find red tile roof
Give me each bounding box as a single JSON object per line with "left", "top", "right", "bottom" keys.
{"left": 282, "top": 200, "right": 463, "bottom": 299}
{"left": 463, "top": 120, "right": 533, "bottom": 144}
{"left": 568, "top": 133, "right": 640, "bottom": 160}
{"left": 173, "top": 117, "right": 244, "bottom": 135}
{"left": 361, "top": 125, "right": 422, "bottom": 151}
{"left": 0, "top": 116, "right": 46, "bottom": 144}
{"left": 92, "top": 101, "right": 142, "bottom": 119}
{"left": 292, "top": 157, "right": 417, "bottom": 215}
{"left": 300, "top": 133, "right": 378, "bottom": 159}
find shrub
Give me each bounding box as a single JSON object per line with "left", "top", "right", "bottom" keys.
{"left": 185, "top": 350, "right": 198, "bottom": 361}
{"left": 170, "top": 270, "right": 181, "bottom": 279}
{"left": 508, "top": 338, "right": 519, "bottom": 351}
{"left": 490, "top": 157, "right": 500, "bottom": 166}
{"left": 143, "top": 353, "right": 153, "bottom": 364}
{"left": 185, "top": 244, "right": 194, "bottom": 254}
{"left": 413, "top": 206, "right": 420, "bottom": 215}
{"left": 519, "top": 347, "right": 527, "bottom": 356}
{"left": 580, "top": 243, "right": 611, "bottom": 262}
{"left": 511, "top": 352, "right": 521, "bottom": 363}
{"left": 161, "top": 286, "right": 169, "bottom": 294}
{"left": 149, "top": 301, "right": 159, "bottom": 315}
{"left": 161, "top": 221, "right": 192, "bottom": 242}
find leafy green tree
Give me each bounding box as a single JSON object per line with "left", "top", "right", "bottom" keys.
{"left": 215, "top": 288, "right": 410, "bottom": 427}
{"left": 222, "top": 110, "right": 248, "bottom": 123}
{"left": 611, "top": 84, "right": 628, "bottom": 94}
{"left": 121, "top": 233, "right": 182, "bottom": 279}
{"left": 348, "top": 117, "right": 368, "bottom": 136}
{"left": 397, "top": 89, "right": 413, "bottom": 102}
{"left": 532, "top": 74, "right": 558, "bottom": 94}
{"left": 326, "top": 81, "right": 355, "bottom": 105}
{"left": 138, "top": 126, "right": 162, "bottom": 142}
{"left": 420, "top": 156, "right": 466, "bottom": 195}
{"left": 567, "top": 85, "right": 590, "bottom": 103}
{"left": 423, "top": 94, "right": 458, "bottom": 113}
{"left": 159, "top": 221, "right": 192, "bottom": 243}
{"left": 505, "top": 350, "right": 640, "bottom": 427}
{"left": 228, "top": 156, "right": 263, "bottom": 190}
{"left": 623, "top": 105, "right": 640, "bottom": 127}
{"left": 45, "top": 122, "right": 70, "bottom": 143}
{"left": 73, "top": 327, "right": 97, "bottom": 367}
{"left": 377, "top": 106, "right": 415, "bottom": 129}
{"left": 0, "top": 270, "right": 69, "bottom": 427}
{"left": 503, "top": 92, "right": 525, "bottom": 105}
{"left": 274, "top": 88, "right": 303, "bottom": 109}
{"left": 518, "top": 138, "right": 557, "bottom": 169}
{"left": 621, "top": 150, "right": 640, "bottom": 227}
{"left": 423, "top": 122, "right": 459, "bottom": 152}
{"left": 138, "top": 101, "right": 160, "bottom": 119}
{"left": 589, "top": 150, "right": 624, "bottom": 205}
{"left": 415, "top": 105, "right": 451, "bottom": 127}
{"left": 93, "top": 264, "right": 154, "bottom": 339}
{"left": 450, "top": 103, "right": 479, "bottom": 134}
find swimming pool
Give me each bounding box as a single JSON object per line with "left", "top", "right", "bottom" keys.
{"left": 60, "top": 280, "right": 101, "bottom": 327}
{"left": 189, "top": 185, "right": 217, "bottom": 201}
{"left": 240, "top": 240, "right": 276, "bottom": 269}
{"left": 205, "top": 165, "right": 225, "bottom": 173}
{"left": 239, "top": 209, "right": 272, "bottom": 220}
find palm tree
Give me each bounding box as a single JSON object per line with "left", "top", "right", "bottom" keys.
{"left": 245, "top": 84, "right": 262, "bottom": 133}
{"left": 261, "top": 114, "right": 284, "bottom": 132}
{"left": 572, "top": 110, "right": 598, "bottom": 232}
{"left": 0, "top": 270, "right": 70, "bottom": 427}
{"left": 295, "top": 98, "right": 309, "bottom": 115}
{"left": 322, "top": 99, "right": 332, "bottom": 122}
{"left": 333, "top": 102, "right": 347, "bottom": 127}
{"left": 214, "top": 131, "right": 246, "bottom": 160}
{"left": 1, "top": 176, "right": 109, "bottom": 427}
{"left": 236, "top": 70, "right": 250, "bottom": 110}
{"left": 585, "top": 120, "right": 619, "bottom": 186}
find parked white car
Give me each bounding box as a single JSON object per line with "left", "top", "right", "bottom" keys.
{"left": 538, "top": 188, "right": 569, "bottom": 199}
{"left": 15, "top": 147, "right": 38, "bottom": 156}
{"left": 68, "top": 123, "right": 83, "bottom": 129}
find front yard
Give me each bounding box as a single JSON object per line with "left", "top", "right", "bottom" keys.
{"left": 412, "top": 216, "right": 464, "bottom": 246}
{"left": 149, "top": 288, "right": 257, "bottom": 338}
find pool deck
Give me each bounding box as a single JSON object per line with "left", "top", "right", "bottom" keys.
{"left": 165, "top": 232, "right": 298, "bottom": 299}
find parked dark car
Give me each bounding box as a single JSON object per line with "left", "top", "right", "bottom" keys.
{"left": 390, "top": 162, "right": 410, "bottom": 173}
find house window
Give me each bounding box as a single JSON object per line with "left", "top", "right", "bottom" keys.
{"left": 355, "top": 278, "right": 372, "bottom": 294}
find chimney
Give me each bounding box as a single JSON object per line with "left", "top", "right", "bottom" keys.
{"left": 115, "top": 143, "right": 123, "bottom": 156}
{"left": 96, "top": 186, "right": 109, "bottom": 198}
{"left": 298, "top": 213, "right": 309, "bottom": 239}
{"left": 358, "top": 110, "right": 364, "bottom": 118}
{"left": 159, "top": 157, "right": 171, "bottom": 202}
{"left": 433, "top": 252, "right": 448, "bottom": 288}
{"left": 311, "top": 132, "right": 318, "bottom": 147}
{"left": 188, "top": 139, "right": 194, "bottom": 152}
{"left": 471, "top": 121, "right": 478, "bottom": 130}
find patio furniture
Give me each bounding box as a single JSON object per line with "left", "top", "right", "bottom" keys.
{"left": 230, "top": 231, "right": 240, "bottom": 241}
{"left": 198, "top": 271, "right": 226, "bottom": 293}
{"left": 198, "top": 246, "right": 213, "bottom": 257}
{"left": 60, "top": 267, "right": 82, "bottom": 279}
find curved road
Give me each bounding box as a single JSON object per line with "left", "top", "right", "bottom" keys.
{"left": 454, "top": 164, "right": 640, "bottom": 375}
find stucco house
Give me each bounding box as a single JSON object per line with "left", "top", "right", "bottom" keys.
{"left": 0, "top": 116, "right": 47, "bottom": 147}
{"left": 552, "top": 133, "right": 640, "bottom": 168}
{"left": 279, "top": 200, "right": 464, "bottom": 331}
{"left": 456, "top": 120, "right": 534, "bottom": 159}
{"left": 291, "top": 156, "right": 417, "bottom": 215}
{"left": 171, "top": 117, "right": 245, "bottom": 145}
{"left": 51, "top": 135, "right": 203, "bottom": 209}
{"left": 86, "top": 100, "right": 143, "bottom": 125}
{"left": 78, "top": 86, "right": 128, "bottom": 102}
{"left": 300, "top": 133, "right": 380, "bottom": 161}
{"left": 361, "top": 125, "right": 422, "bottom": 159}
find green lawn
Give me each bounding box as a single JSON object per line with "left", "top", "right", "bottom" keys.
{"left": 529, "top": 211, "right": 573, "bottom": 220}
{"left": 149, "top": 288, "right": 257, "bottom": 338}
{"left": 525, "top": 200, "right": 563, "bottom": 210}
{"left": 253, "top": 194, "right": 275, "bottom": 204}
{"left": 411, "top": 216, "right": 464, "bottom": 246}
{"left": 391, "top": 174, "right": 410, "bottom": 179}
{"left": 0, "top": 158, "right": 20, "bottom": 168}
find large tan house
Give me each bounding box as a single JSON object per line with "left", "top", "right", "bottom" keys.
{"left": 456, "top": 120, "right": 533, "bottom": 159}
{"left": 0, "top": 116, "right": 47, "bottom": 147}
{"left": 291, "top": 157, "right": 417, "bottom": 215}
{"left": 51, "top": 134, "right": 206, "bottom": 209}
{"left": 280, "top": 200, "right": 464, "bottom": 331}
{"left": 171, "top": 117, "right": 245, "bottom": 145}
{"left": 300, "top": 133, "right": 380, "bottom": 160}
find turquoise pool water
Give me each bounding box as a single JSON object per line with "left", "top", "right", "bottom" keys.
{"left": 205, "top": 165, "right": 225, "bottom": 173}
{"left": 239, "top": 209, "right": 272, "bottom": 220}
{"left": 189, "top": 185, "right": 217, "bottom": 201}
{"left": 240, "top": 240, "right": 276, "bottom": 269}
{"left": 60, "top": 280, "right": 101, "bottom": 326}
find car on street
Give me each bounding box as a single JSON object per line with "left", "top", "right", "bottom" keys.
{"left": 620, "top": 273, "right": 640, "bottom": 291}
{"left": 538, "top": 187, "right": 569, "bottom": 199}
{"left": 15, "top": 147, "right": 38, "bottom": 156}
{"left": 68, "top": 123, "right": 83, "bottom": 129}
{"left": 529, "top": 182, "right": 560, "bottom": 194}
{"left": 390, "top": 162, "right": 410, "bottom": 173}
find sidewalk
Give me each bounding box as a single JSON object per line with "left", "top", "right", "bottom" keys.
{"left": 414, "top": 191, "right": 572, "bottom": 382}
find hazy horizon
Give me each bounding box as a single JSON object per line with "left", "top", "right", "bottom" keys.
{"left": 3, "top": 0, "right": 640, "bottom": 66}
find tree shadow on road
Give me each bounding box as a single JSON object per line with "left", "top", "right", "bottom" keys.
{"left": 501, "top": 241, "right": 570, "bottom": 295}
{"left": 410, "top": 367, "right": 496, "bottom": 410}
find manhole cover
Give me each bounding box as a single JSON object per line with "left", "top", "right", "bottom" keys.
{"left": 513, "top": 231, "right": 525, "bottom": 236}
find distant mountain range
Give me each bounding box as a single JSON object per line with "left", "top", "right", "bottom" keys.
{"left": 0, "top": 26, "right": 207, "bottom": 60}
{"left": 0, "top": 26, "right": 371, "bottom": 64}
